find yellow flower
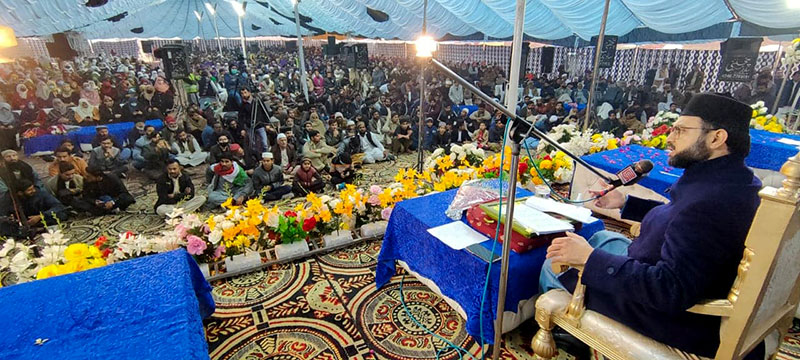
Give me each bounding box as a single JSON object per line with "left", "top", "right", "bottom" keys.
{"left": 540, "top": 160, "right": 553, "bottom": 170}
{"left": 433, "top": 182, "right": 447, "bottom": 192}
{"left": 88, "top": 245, "right": 102, "bottom": 259}
{"left": 220, "top": 197, "right": 234, "bottom": 209}
{"left": 207, "top": 215, "right": 217, "bottom": 231}
{"left": 532, "top": 176, "right": 543, "bottom": 185}
{"left": 222, "top": 226, "right": 239, "bottom": 241}
{"left": 58, "top": 260, "right": 86, "bottom": 275}
{"left": 554, "top": 159, "right": 566, "bottom": 170}
{"left": 36, "top": 264, "right": 60, "bottom": 280}
{"left": 752, "top": 109, "right": 758, "bottom": 118}
{"left": 64, "top": 243, "right": 90, "bottom": 262}
{"left": 86, "top": 257, "right": 107, "bottom": 269}
{"left": 555, "top": 151, "right": 566, "bottom": 159}
{"left": 319, "top": 209, "right": 332, "bottom": 223}
{"left": 606, "top": 138, "right": 618, "bottom": 150}
{"left": 591, "top": 133, "right": 602, "bottom": 141}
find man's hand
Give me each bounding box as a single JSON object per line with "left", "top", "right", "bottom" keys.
{"left": 104, "top": 201, "right": 115, "bottom": 210}
{"left": 27, "top": 215, "right": 42, "bottom": 226}
{"left": 589, "top": 187, "right": 626, "bottom": 209}
{"left": 546, "top": 232, "right": 594, "bottom": 267}
{"left": 95, "top": 200, "right": 104, "bottom": 207}
{"left": 184, "top": 187, "right": 192, "bottom": 195}
{"left": 234, "top": 196, "right": 244, "bottom": 205}
{"left": 167, "top": 193, "right": 175, "bottom": 199}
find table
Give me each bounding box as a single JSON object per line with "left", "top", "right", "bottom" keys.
{"left": 375, "top": 187, "right": 604, "bottom": 343}
{"left": 0, "top": 249, "right": 215, "bottom": 359}
{"left": 748, "top": 129, "right": 800, "bottom": 171}
{"left": 22, "top": 119, "right": 163, "bottom": 156}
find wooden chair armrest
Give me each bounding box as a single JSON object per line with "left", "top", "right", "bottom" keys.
{"left": 687, "top": 299, "right": 733, "bottom": 317}
{"left": 551, "top": 262, "right": 587, "bottom": 327}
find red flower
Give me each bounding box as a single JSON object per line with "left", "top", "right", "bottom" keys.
{"left": 302, "top": 217, "right": 317, "bottom": 232}
{"left": 101, "top": 248, "right": 112, "bottom": 259}
{"left": 94, "top": 235, "right": 108, "bottom": 248}
{"left": 518, "top": 162, "right": 529, "bottom": 174}
{"left": 652, "top": 124, "right": 669, "bottom": 137}
{"left": 543, "top": 155, "right": 552, "bottom": 161}
{"left": 283, "top": 210, "right": 297, "bottom": 218}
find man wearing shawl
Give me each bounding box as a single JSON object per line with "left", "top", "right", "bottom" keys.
{"left": 206, "top": 152, "right": 253, "bottom": 209}
{"left": 46, "top": 98, "right": 75, "bottom": 126}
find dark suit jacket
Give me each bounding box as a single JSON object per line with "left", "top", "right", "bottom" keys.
{"left": 271, "top": 144, "right": 297, "bottom": 169}
{"left": 561, "top": 155, "right": 761, "bottom": 356}
{"left": 154, "top": 173, "right": 195, "bottom": 210}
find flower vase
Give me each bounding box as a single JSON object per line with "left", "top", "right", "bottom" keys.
{"left": 224, "top": 252, "right": 262, "bottom": 273}
{"left": 323, "top": 230, "right": 355, "bottom": 248}
{"left": 198, "top": 262, "right": 211, "bottom": 279}
{"left": 360, "top": 221, "right": 388, "bottom": 238}
{"left": 275, "top": 240, "right": 310, "bottom": 260}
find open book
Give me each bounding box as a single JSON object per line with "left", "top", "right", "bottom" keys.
{"left": 479, "top": 198, "right": 574, "bottom": 237}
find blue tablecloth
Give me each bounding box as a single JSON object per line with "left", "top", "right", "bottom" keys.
{"left": 23, "top": 119, "right": 163, "bottom": 156}
{"left": 581, "top": 145, "right": 683, "bottom": 199}
{"left": 748, "top": 129, "right": 800, "bottom": 171}
{"left": 0, "top": 249, "right": 214, "bottom": 359}
{"left": 375, "top": 187, "right": 604, "bottom": 343}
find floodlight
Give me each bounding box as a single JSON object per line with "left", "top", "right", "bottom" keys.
{"left": 789, "top": 0, "right": 800, "bottom": 8}
{"left": 415, "top": 35, "right": 437, "bottom": 58}
{"left": 205, "top": 2, "right": 216, "bottom": 15}
{"left": 0, "top": 26, "right": 17, "bottom": 49}
{"left": 231, "top": 1, "right": 245, "bottom": 17}
{"left": 194, "top": 10, "right": 203, "bottom": 22}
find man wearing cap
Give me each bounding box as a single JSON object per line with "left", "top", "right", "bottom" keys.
{"left": 252, "top": 152, "right": 292, "bottom": 201}
{"left": 1, "top": 149, "right": 41, "bottom": 193}
{"left": 540, "top": 93, "right": 763, "bottom": 358}
{"left": 302, "top": 130, "right": 337, "bottom": 172}
{"left": 154, "top": 159, "right": 205, "bottom": 217}
{"left": 206, "top": 151, "right": 253, "bottom": 209}
{"left": 271, "top": 133, "right": 298, "bottom": 174}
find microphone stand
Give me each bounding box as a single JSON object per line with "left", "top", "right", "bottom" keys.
{"left": 425, "top": 58, "right": 613, "bottom": 352}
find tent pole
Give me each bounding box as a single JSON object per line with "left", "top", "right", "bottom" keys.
{"left": 583, "top": 0, "right": 611, "bottom": 133}
{"left": 293, "top": 0, "right": 309, "bottom": 103}
{"left": 238, "top": 14, "right": 248, "bottom": 69}
{"left": 629, "top": 45, "right": 639, "bottom": 82}
{"left": 212, "top": 14, "right": 223, "bottom": 58}
{"left": 416, "top": 0, "right": 428, "bottom": 173}
{"left": 492, "top": 0, "right": 526, "bottom": 358}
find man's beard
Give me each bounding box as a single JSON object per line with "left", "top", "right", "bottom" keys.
{"left": 668, "top": 140, "right": 711, "bottom": 168}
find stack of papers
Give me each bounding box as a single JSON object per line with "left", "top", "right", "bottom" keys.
{"left": 427, "top": 221, "right": 488, "bottom": 250}
{"left": 481, "top": 200, "right": 575, "bottom": 237}
{"left": 525, "top": 197, "right": 594, "bottom": 223}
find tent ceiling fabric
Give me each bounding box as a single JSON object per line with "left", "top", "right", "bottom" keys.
{"left": 1, "top": 0, "right": 799, "bottom": 41}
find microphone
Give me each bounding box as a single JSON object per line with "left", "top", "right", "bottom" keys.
{"left": 597, "top": 159, "right": 654, "bottom": 196}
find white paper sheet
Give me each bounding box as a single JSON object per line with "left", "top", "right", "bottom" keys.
{"left": 778, "top": 138, "right": 800, "bottom": 146}
{"left": 427, "top": 221, "right": 488, "bottom": 250}
{"left": 510, "top": 204, "right": 575, "bottom": 235}
{"left": 524, "top": 197, "right": 594, "bottom": 224}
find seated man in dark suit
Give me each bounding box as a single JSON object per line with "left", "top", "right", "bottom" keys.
{"left": 0, "top": 178, "right": 67, "bottom": 237}
{"left": 539, "top": 94, "right": 764, "bottom": 358}
{"left": 83, "top": 165, "right": 135, "bottom": 215}
{"left": 154, "top": 159, "right": 205, "bottom": 217}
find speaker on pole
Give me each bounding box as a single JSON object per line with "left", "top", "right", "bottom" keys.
{"left": 353, "top": 43, "right": 369, "bottom": 68}
{"left": 46, "top": 33, "right": 78, "bottom": 60}
{"left": 540, "top": 46, "right": 555, "bottom": 74}
{"left": 286, "top": 40, "right": 297, "bottom": 51}
{"left": 153, "top": 44, "right": 189, "bottom": 80}
{"left": 326, "top": 36, "right": 339, "bottom": 56}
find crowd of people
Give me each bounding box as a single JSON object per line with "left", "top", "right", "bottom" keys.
{"left": 0, "top": 43, "right": 788, "bottom": 237}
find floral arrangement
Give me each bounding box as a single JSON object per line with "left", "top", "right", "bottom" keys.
{"left": 783, "top": 38, "right": 800, "bottom": 67}
{"left": 530, "top": 151, "right": 574, "bottom": 184}
{"left": 536, "top": 124, "right": 594, "bottom": 157}
{"left": 424, "top": 143, "right": 485, "bottom": 174}
{"left": 619, "top": 130, "right": 642, "bottom": 147}
{"left": 588, "top": 132, "right": 620, "bottom": 154}
{"left": 750, "top": 101, "right": 785, "bottom": 133}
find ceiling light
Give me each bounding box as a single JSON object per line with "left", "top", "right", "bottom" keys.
{"left": 415, "top": 35, "right": 437, "bottom": 58}
{"left": 788, "top": 0, "right": 800, "bottom": 9}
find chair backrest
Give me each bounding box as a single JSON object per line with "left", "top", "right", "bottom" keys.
{"left": 716, "top": 154, "right": 800, "bottom": 359}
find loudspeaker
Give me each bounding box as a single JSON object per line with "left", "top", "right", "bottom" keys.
{"left": 46, "top": 33, "right": 78, "bottom": 60}
{"left": 341, "top": 44, "right": 355, "bottom": 68}
{"left": 153, "top": 44, "right": 189, "bottom": 80}
{"left": 326, "top": 36, "right": 339, "bottom": 56}
{"left": 540, "top": 46, "right": 555, "bottom": 74}
{"left": 249, "top": 43, "right": 259, "bottom": 54}
{"left": 286, "top": 40, "right": 297, "bottom": 51}
{"left": 353, "top": 43, "right": 368, "bottom": 68}
{"left": 141, "top": 40, "right": 153, "bottom": 54}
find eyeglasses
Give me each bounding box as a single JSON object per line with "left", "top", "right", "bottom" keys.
{"left": 668, "top": 125, "right": 717, "bottom": 139}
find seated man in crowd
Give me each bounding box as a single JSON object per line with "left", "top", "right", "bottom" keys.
{"left": 0, "top": 178, "right": 67, "bottom": 237}
{"left": 230, "top": 143, "right": 259, "bottom": 175}
{"left": 141, "top": 132, "right": 173, "bottom": 181}
{"left": 357, "top": 121, "right": 390, "bottom": 164}
{"left": 206, "top": 152, "right": 252, "bottom": 209}
{"left": 131, "top": 125, "right": 156, "bottom": 170}
{"left": 89, "top": 137, "right": 129, "bottom": 179}
{"left": 1, "top": 149, "right": 42, "bottom": 191}
{"left": 83, "top": 165, "right": 135, "bottom": 215}
{"left": 48, "top": 146, "right": 92, "bottom": 180}
{"left": 391, "top": 117, "right": 413, "bottom": 154}
{"left": 271, "top": 133, "right": 298, "bottom": 175}
{"left": 252, "top": 152, "right": 292, "bottom": 201}
{"left": 450, "top": 121, "right": 472, "bottom": 145}
{"left": 45, "top": 161, "right": 93, "bottom": 214}
{"left": 154, "top": 159, "right": 206, "bottom": 217}
{"left": 292, "top": 157, "right": 325, "bottom": 197}
{"left": 207, "top": 134, "right": 232, "bottom": 165}
{"left": 98, "top": 95, "right": 124, "bottom": 124}
{"left": 302, "top": 130, "right": 337, "bottom": 173}
{"left": 170, "top": 129, "right": 207, "bottom": 167}
{"left": 539, "top": 94, "right": 765, "bottom": 359}
{"left": 431, "top": 122, "right": 451, "bottom": 150}
{"left": 91, "top": 125, "right": 130, "bottom": 160}
{"left": 329, "top": 153, "right": 355, "bottom": 189}
{"left": 325, "top": 119, "right": 345, "bottom": 148}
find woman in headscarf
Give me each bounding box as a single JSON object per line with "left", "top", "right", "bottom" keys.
{"left": 46, "top": 98, "right": 75, "bottom": 126}
{"left": 58, "top": 81, "right": 79, "bottom": 106}
{"left": 80, "top": 81, "right": 101, "bottom": 106}
{"left": 98, "top": 95, "right": 124, "bottom": 124}
{"left": 0, "top": 102, "right": 17, "bottom": 150}
{"left": 11, "top": 83, "right": 34, "bottom": 109}
{"left": 74, "top": 98, "right": 99, "bottom": 125}
{"left": 19, "top": 101, "right": 47, "bottom": 131}
{"left": 34, "top": 80, "right": 54, "bottom": 108}
{"left": 151, "top": 75, "right": 175, "bottom": 116}
{"left": 100, "top": 79, "right": 116, "bottom": 101}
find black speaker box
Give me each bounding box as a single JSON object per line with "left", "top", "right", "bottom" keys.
{"left": 286, "top": 40, "right": 297, "bottom": 51}
{"left": 46, "top": 33, "right": 78, "bottom": 60}
{"left": 154, "top": 44, "right": 189, "bottom": 80}
{"left": 540, "top": 46, "right": 555, "bottom": 74}
{"left": 353, "top": 43, "right": 368, "bottom": 68}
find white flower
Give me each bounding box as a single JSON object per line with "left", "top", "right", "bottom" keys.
{"left": 759, "top": 107, "right": 767, "bottom": 115}
{"left": 220, "top": 220, "right": 235, "bottom": 230}
{"left": 456, "top": 152, "right": 466, "bottom": 161}
{"left": 319, "top": 195, "right": 332, "bottom": 203}
{"left": 757, "top": 101, "right": 765, "bottom": 108}
{"left": 41, "top": 229, "right": 68, "bottom": 246}
{"left": 37, "top": 245, "right": 65, "bottom": 266}
{"left": 431, "top": 148, "right": 444, "bottom": 158}
{"left": 265, "top": 211, "right": 280, "bottom": 228}
{"left": 450, "top": 144, "right": 464, "bottom": 154}
{"left": 755, "top": 124, "right": 765, "bottom": 130}
{"left": 0, "top": 239, "right": 17, "bottom": 257}
{"left": 9, "top": 251, "right": 32, "bottom": 274}
{"left": 208, "top": 230, "right": 222, "bottom": 245}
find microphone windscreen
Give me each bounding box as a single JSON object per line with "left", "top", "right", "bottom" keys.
{"left": 636, "top": 159, "right": 654, "bottom": 174}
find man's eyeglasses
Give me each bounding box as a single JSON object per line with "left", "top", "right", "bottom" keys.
{"left": 668, "top": 125, "right": 717, "bottom": 138}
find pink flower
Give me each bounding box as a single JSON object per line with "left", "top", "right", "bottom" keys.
{"left": 175, "top": 224, "right": 188, "bottom": 239}
{"left": 186, "top": 235, "right": 207, "bottom": 256}
{"left": 381, "top": 206, "right": 393, "bottom": 220}
{"left": 369, "top": 185, "right": 382, "bottom": 195}
{"left": 367, "top": 195, "right": 380, "bottom": 206}
{"left": 214, "top": 245, "right": 226, "bottom": 258}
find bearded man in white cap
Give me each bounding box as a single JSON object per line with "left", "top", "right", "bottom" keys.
{"left": 252, "top": 152, "right": 292, "bottom": 201}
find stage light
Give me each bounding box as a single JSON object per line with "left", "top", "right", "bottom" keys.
{"left": 194, "top": 10, "right": 203, "bottom": 22}
{"left": 415, "top": 35, "right": 436, "bottom": 58}
{"left": 231, "top": 1, "right": 245, "bottom": 17}
{"left": 204, "top": 2, "right": 216, "bottom": 15}
{"left": 789, "top": 0, "right": 800, "bottom": 8}
{"left": 290, "top": 0, "right": 297, "bottom": 5}
{"left": 0, "top": 26, "right": 18, "bottom": 49}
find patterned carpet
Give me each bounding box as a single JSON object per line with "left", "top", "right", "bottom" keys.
{"left": 19, "top": 153, "right": 800, "bottom": 359}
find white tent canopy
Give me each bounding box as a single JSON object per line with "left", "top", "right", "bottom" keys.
{"left": 1, "top": 0, "right": 799, "bottom": 41}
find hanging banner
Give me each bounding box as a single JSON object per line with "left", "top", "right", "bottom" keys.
{"left": 718, "top": 38, "right": 762, "bottom": 82}
{"left": 591, "top": 35, "right": 618, "bottom": 69}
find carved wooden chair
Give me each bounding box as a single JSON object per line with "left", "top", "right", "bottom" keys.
{"left": 531, "top": 153, "right": 800, "bottom": 360}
